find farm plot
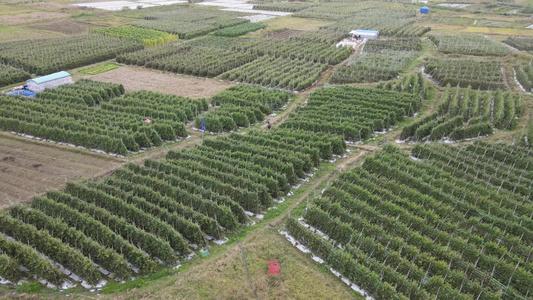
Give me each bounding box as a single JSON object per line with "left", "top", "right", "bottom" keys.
{"left": 323, "top": 9, "right": 422, "bottom": 37}
{"left": 517, "top": 116, "right": 533, "bottom": 148}
{"left": 514, "top": 61, "right": 533, "bottom": 92}
{"left": 0, "top": 80, "right": 206, "bottom": 156}
{"left": 289, "top": 29, "right": 349, "bottom": 44}
{"left": 253, "top": 3, "right": 317, "bottom": 12}
{"left": 429, "top": 33, "right": 514, "bottom": 56}
{"left": 331, "top": 39, "right": 420, "bottom": 84}
{"left": 279, "top": 86, "right": 421, "bottom": 141}
{"left": 116, "top": 34, "right": 349, "bottom": 86}
{"left": 219, "top": 56, "right": 327, "bottom": 90}
{"left": 129, "top": 6, "right": 249, "bottom": 39}
{"left": 76, "top": 65, "right": 234, "bottom": 99}
{"left": 264, "top": 28, "right": 305, "bottom": 40}
{"left": 425, "top": 57, "right": 506, "bottom": 90}
{"left": 231, "top": 38, "right": 353, "bottom": 65}
{"left": 213, "top": 22, "right": 267, "bottom": 37}
{"left": 503, "top": 36, "right": 533, "bottom": 51}
{"left": 331, "top": 51, "right": 418, "bottom": 83}
{"left": 91, "top": 26, "right": 177, "bottom": 47}
{"left": 185, "top": 35, "right": 245, "bottom": 49}
{"left": 287, "top": 143, "right": 533, "bottom": 300}
{"left": 0, "top": 63, "right": 30, "bottom": 88}
{"left": 0, "top": 134, "right": 123, "bottom": 208}
{"left": 198, "top": 84, "right": 292, "bottom": 132}
{"left": 78, "top": 64, "right": 119, "bottom": 75}
{"left": 293, "top": 2, "right": 392, "bottom": 20}
{"left": 400, "top": 84, "right": 523, "bottom": 141}
{"left": 135, "top": 17, "right": 248, "bottom": 39}
{"left": 0, "top": 130, "right": 342, "bottom": 288}
{"left": 0, "top": 34, "right": 142, "bottom": 76}
{"left": 117, "top": 44, "right": 256, "bottom": 78}
{"left": 377, "top": 72, "right": 431, "bottom": 100}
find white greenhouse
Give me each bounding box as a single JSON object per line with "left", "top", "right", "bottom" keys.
{"left": 27, "top": 71, "right": 73, "bottom": 93}
{"left": 350, "top": 29, "right": 380, "bottom": 40}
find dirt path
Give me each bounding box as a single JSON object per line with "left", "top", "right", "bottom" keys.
{"left": 270, "top": 148, "right": 368, "bottom": 227}
{"left": 501, "top": 61, "right": 519, "bottom": 93}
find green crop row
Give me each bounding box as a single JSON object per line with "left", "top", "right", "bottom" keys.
{"left": 401, "top": 84, "right": 522, "bottom": 141}
{"left": 213, "top": 23, "right": 267, "bottom": 37}
{"left": 429, "top": 33, "right": 514, "bottom": 56}
{"left": 92, "top": 26, "right": 177, "bottom": 47}
{"left": 289, "top": 143, "right": 533, "bottom": 299}
{"left": 280, "top": 86, "right": 421, "bottom": 141}
{"left": 0, "top": 80, "right": 204, "bottom": 155}
{"left": 425, "top": 57, "right": 506, "bottom": 90}
{"left": 0, "top": 34, "right": 142, "bottom": 75}
{"left": 0, "top": 128, "right": 343, "bottom": 287}
{"left": 0, "top": 63, "right": 30, "bottom": 88}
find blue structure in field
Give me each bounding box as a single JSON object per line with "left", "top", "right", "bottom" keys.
{"left": 6, "top": 90, "right": 35, "bottom": 98}
{"left": 420, "top": 6, "right": 429, "bottom": 14}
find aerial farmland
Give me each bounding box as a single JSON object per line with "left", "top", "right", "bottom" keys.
{"left": 1, "top": 0, "right": 533, "bottom": 298}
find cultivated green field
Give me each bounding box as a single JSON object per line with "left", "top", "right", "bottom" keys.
{"left": 1, "top": 0, "right": 533, "bottom": 299}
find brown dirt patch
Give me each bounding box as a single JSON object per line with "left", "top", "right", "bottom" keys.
{"left": 0, "top": 11, "right": 68, "bottom": 24}
{"left": 263, "top": 28, "right": 305, "bottom": 40}
{"left": 28, "top": 19, "right": 95, "bottom": 35}
{"left": 0, "top": 132, "right": 123, "bottom": 209}
{"left": 75, "top": 65, "right": 235, "bottom": 99}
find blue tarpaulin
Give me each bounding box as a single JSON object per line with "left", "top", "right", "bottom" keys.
{"left": 6, "top": 90, "right": 35, "bottom": 98}
{"left": 420, "top": 6, "right": 429, "bottom": 14}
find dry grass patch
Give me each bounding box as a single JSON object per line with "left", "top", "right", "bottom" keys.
{"left": 28, "top": 19, "right": 95, "bottom": 35}
{"left": 0, "top": 11, "right": 68, "bottom": 24}
{"left": 75, "top": 65, "right": 235, "bottom": 99}
{"left": 104, "top": 227, "right": 361, "bottom": 300}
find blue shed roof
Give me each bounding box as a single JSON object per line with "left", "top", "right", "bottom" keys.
{"left": 354, "top": 29, "right": 380, "bottom": 34}
{"left": 28, "top": 71, "right": 71, "bottom": 84}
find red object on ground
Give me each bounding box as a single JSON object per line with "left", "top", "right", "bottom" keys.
{"left": 144, "top": 119, "right": 152, "bottom": 123}
{"left": 259, "top": 258, "right": 280, "bottom": 275}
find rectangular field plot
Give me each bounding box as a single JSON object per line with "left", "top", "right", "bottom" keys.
{"left": 429, "top": 33, "right": 514, "bottom": 56}
{"left": 425, "top": 57, "right": 506, "bottom": 90}
{"left": 0, "top": 128, "right": 343, "bottom": 288}
{"left": 331, "top": 38, "right": 421, "bottom": 84}
{"left": 0, "top": 79, "right": 206, "bottom": 156}
{"left": 280, "top": 86, "right": 421, "bottom": 141}
{"left": 287, "top": 142, "right": 533, "bottom": 299}
{"left": 400, "top": 85, "right": 523, "bottom": 142}
{"left": 219, "top": 56, "right": 327, "bottom": 91}
{"left": 0, "top": 34, "right": 142, "bottom": 75}
{"left": 0, "top": 133, "right": 122, "bottom": 208}
{"left": 198, "top": 84, "right": 293, "bottom": 132}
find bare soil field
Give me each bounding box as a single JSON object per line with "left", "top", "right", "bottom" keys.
{"left": 75, "top": 65, "right": 235, "bottom": 98}
{"left": 264, "top": 28, "right": 305, "bottom": 39}
{"left": 28, "top": 19, "right": 95, "bottom": 34}
{"left": 0, "top": 11, "right": 68, "bottom": 24}
{"left": 0, "top": 133, "right": 123, "bottom": 208}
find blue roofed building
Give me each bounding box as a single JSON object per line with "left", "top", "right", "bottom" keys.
{"left": 26, "top": 71, "right": 73, "bottom": 92}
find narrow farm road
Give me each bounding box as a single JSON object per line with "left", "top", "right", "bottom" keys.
{"left": 270, "top": 148, "right": 369, "bottom": 228}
